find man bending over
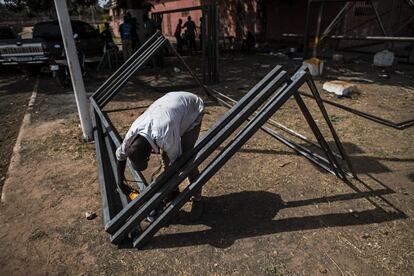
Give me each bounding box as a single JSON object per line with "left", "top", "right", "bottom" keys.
{"left": 116, "top": 91, "right": 204, "bottom": 218}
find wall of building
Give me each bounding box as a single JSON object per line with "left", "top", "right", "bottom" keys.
{"left": 148, "top": 0, "right": 413, "bottom": 49}
{"left": 152, "top": 0, "right": 202, "bottom": 37}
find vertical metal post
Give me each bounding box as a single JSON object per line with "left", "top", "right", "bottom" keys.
{"left": 201, "top": 7, "right": 207, "bottom": 84}
{"left": 370, "top": 0, "right": 387, "bottom": 36}
{"left": 305, "top": 74, "right": 357, "bottom": 177}
{"left": 313, "top": 3, "right": 324, "bottom": 58}
{"left": 303, "top": 0, "right": 311, "bottom": 59}
{"left": 54, "top": 0, "right": 93, "bottom": 140}
{"left": 294, "top": 93, "right": 346, "bottom": 179}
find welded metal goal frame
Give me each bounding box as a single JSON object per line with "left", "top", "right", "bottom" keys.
{"left": 90, "top": 32, "right": 355, "bottom": 248}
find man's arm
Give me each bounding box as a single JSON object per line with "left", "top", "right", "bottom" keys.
{"left": 116, "top": 146, "right": 132, "bottom": 195}
{"left": 116, "top": 159, "right": 132, "bottom": 195}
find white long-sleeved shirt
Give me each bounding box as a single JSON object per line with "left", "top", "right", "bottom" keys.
{"left": 116, "top": 92, "right": 204, "bottom": 164}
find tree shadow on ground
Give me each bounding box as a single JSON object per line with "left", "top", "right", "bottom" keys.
{"left": 141, "top": 189, "right": 406, "bottom": 250}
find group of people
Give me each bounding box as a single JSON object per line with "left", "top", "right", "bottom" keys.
{"left": 174, "top": 16, "right": 202, "bottom": 55}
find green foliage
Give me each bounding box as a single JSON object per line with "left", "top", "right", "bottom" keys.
{"left": 3, "top": 0, "right": 97, "bottom": 14}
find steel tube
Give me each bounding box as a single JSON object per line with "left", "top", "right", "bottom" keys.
{"left": 294, "top": 93, "right": 345, "bottom": 179}
{"left": 304, "top": 74, "right": 357, "bottom": 177}
{"left": 103, "top": 132, "right": 129, "bottom": 207}
{"left": 210, "top": 87, "right": 345, "bottom": 160}
{"left": 283, "top": 33, "right": 414, "bottom": 42}
{"left": 98, "top": 36, "right": 167, "bottom": 107}
{"left": 213, "top": 93, "right": 345, "bottom": 176}
{"left": 92, "top": 32, "right": 161, "bottom": 100}
{"left": 91, "top": 99, "right": 148, "bottom": 190}
{"left": 92, "top": 110, "right": 114, "bottom": 225}
{"left": 299, "top": 92, "right": 414, "bottom": 129}
{"left": 95, "top": 35, "right": 165, "bottom": 104}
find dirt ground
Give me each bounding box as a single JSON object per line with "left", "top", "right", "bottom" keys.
{"left": 0, "top": 70, "right": 35, "bottom": 193}
{"left": 0, "top": 52, "right": 413, "bottom": 275}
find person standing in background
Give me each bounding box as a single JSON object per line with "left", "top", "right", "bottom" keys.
{"left": 183, "top": 16, "right": 197, "bottom": 53}
{"left": 119, "top": 15, "right": 133, "bottom": 60}
{"left": 174, "top": 19, "right": 183, "bottom": 54}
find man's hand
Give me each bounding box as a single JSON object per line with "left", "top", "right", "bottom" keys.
{"left": 119, "top": 182, "right": 134, "bottom": 196}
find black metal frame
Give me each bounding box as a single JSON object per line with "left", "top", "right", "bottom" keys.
{"left": 91, "top": 33, "right": 355, "bottom": 248}
{"left": 302, "top": 0, "right": 414, "bottom": 59}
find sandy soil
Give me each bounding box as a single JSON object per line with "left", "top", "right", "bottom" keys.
{"left": 0, "top": 70, "right": 35, "bottom": 193}
{"left": 0, "top": 53, "right": 413, "bottom": 275}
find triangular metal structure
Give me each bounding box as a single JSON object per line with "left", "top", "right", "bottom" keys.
{"left": 90, "top": 33, "right": 355, "bottom": 248}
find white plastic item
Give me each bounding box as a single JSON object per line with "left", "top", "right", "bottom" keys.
{"left": 373, "top": 50, "right": 394, "bottom": 67}
{"left": 303, "top": 58, "right": 324, "bottom": 76}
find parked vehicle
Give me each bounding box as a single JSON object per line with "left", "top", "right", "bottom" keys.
{"left": 0, "top": 26, "right": 48, "bottom": 72}
{"left": 33, "top": 20, "right": 104, "bottom": 62}
{"left": 33, "top": 20, "right": 104, "bottom": 86}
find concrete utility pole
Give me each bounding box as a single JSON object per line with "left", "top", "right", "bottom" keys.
{"left": 54, "top": 0, "right": 93, "bottom": 140}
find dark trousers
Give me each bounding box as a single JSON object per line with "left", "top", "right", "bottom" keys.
{"left": 187, "top": 34, "right": 196, "bottom": 52}
{"left": 161, "top": 119, "right": 202, "bottom": 200}
{"left": 175, "top": 35, "right": 183, "bottom": 54}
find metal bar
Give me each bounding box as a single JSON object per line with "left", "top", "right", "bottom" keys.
{"left": 94, "top": 33, "right": 160, "bottom": 101}
{"left": 91, "top": 99, "right": 148, "bottom": 191}
{"left": 304, "top": 73, "right": 357, "bottom": 177}
{"left": 92, "top": 32, "right": 161, "bottom": 100}
{"left": 299, "top": 92, "right": 414, "bottom": 130}
{"left": 212, "top": 90, "right": 354, "bottom": 179}
{"left": 165, "top": 41, "right": 214, "bottom": 99}
{"left": 132, "top": 72, "right": 308, "bottom": 248}
{"left": 108, "top": 71, "right": 288, "bottom": 242}
{"left": 92, "top": 109, "right": 114, "bottom": 225}
{"left": 95, "top": 35, "right": 165, "bottom": 104}
{"left": 321, "top": 2, "right": 354, "bottom": 39}
{"left": 370, "top": 0, "right": 388, "bottom": 36}
{"left": 201, "top": 8, "right": 207, "bottom": 84}
{"left": 213, "top": 4, "right": 219, "bottom": 83}
{"left": 211, "top": 88, "right": 344, "bottom": 160}
{"left": 104, "top": 66, "right": 284, "bottom": 233}
{"left": 294, "top": 93, "right": 346, "bottom": 179}
{"left": 151, "top": 5, "right": 207, "bottom": 15}
{"left": 313, "top": 3, "right": 324, "bottom": 58}
{"left": 261, "top": 126, "right": 341, "bottom": 176}
{"left": 98, "top": 37, "right": 167, "bottom": 108}
{"left": 103, "top": 131, "right": 129, "bottom": 207}
{"left": 310, "top": 0, "right": 379, "bottom": 2}
{"left": 283, "top": 33, "right": 414, "bottom": 42}
{"left": 303, "top": 0, "right": 311, "bottom": 59}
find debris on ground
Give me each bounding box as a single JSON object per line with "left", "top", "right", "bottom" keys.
{"left": 85, "top": 211, "right": 97, "bottom": 220}
{"left": 303, "top": 58, "right": 324, "bottom": 76}
{"left": 322, "top": 80, "right": 357, "bottom": 96}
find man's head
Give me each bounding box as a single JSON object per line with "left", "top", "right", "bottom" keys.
{"left": 178, "top": 18, "right": 183, "bottom": 24}
{"left": 125, "top": 134, "right": 152, "bottom": 171}
{"left": 187, "top": 16, "right": 192, "bottom": 21}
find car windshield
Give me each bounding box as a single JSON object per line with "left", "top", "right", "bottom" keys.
{"left": 33, "top": 21, "right": 98, "bottom": 40}
{"left": 0, "top": 27, "right": 17, "bottom": 39}
{"left": 73, "top": 22, "right": 98, "bottom": 39}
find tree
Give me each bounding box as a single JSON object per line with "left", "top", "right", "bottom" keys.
{"left": 4, "top": 0, "right": 98, "bottom": 15}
